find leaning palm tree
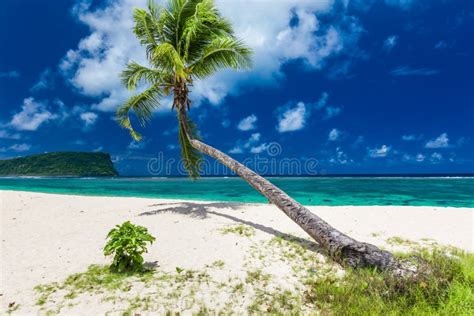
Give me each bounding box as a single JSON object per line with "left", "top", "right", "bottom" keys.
{"left": 117, "top": 0, "right": 411, "bottom": 275}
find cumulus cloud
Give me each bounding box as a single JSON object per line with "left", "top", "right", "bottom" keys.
{"left": 276, "top": 92, "right": 342, "bottom": 133}
{"left": 80, "top": 112, "right": 99, "bottom": 128}
{"left": 0, "top": 130, "right": 21, "bottom": 140}
{"left": 425, "top": 133, "right": 449, "bottom": 148}
{"left": 244, "top": 133, "right": 261, "bottom": 147}
{"left": 250, "top": 143, "right": 270, "bottom": 154}
{"left": 0, "top": 143, "right": 31, "bottom": 153}
{"left": 10, "top": 98, "right": 59, "bottom": 131}
{"left": 60, "top": 0, "right": 365, "bottom": 111}
{"left": 228, "top": 146, "right": 244, "bottom": 154}
{"left": 277, "top": 102, "right": 307, "bottom": 132}
{"left": 391, "top": 66, "right": 440, "bottom": 76}
{"left": 430, "top": 152, "right": 443, "bottom": 162}
{"left": 383, "top": 35, "right": 398, "bottom": 52}
{"left": 229, "top": 132, "right": 267, "bottom": 154}
{"left": 237, "top": 114, "right": 258, "bottom": 131}
{"left": 312, "top": 92, "right": 342, "bottom": 119}
{"left": 368, "top": 144, "right": 391, "bottom": 158}
{"left": 328, "top": 128, "right": 342, "bottom": 141}
{"left": 416, "top": 153, "right": 426, "bottom": 162}
{"left": 329, "top": 146, "right": 352, "bottom": 164}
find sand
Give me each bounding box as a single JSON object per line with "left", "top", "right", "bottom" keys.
{"left": 1, "top": 190, "right": 472, "bottom": 314}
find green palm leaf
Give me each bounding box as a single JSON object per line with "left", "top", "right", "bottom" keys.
{"left": 116, "top": 86, "right": 162, "bottom": 141}
{"left": 118, "top": 0, "right": 253, "bottom": 178}
{"left": 191, "top": 36, "right": 252, "bottom": 79}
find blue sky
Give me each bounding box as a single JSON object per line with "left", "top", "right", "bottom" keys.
{"left": 0, "top": 0, "right": 473, "bottom": 175}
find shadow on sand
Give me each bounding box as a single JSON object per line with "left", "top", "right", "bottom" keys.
{"left": 139, "top": 201, "right": 322, "bottom": 254}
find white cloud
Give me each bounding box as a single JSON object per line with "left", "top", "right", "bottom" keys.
{"left": 383, "top": 35, "right": 398, "bottom": 51}
{"left": 80, "top": 112, "right": 98, "bottom": 127}
{"left": 250, "top": 143, "right": 269, "bottom": 154}
{"left": 128, "top": 140, "right": 147, "bottom": 150}
{"left": 324, "top": 106, "right": 342, "bottom": 119}
{"left": 0, "top": 130, "right": 21, "bottom": 140}
{"left": 314, "top": 92, "right": 329, "bottom": 110}
{"left": 275, "top": 92, "right": 341, "bottom": 133}
{"left": 10, "top": 98, "right": 58, "bottom": 131}
{"left": 402, "top": 134, "right": 422, "bottom": 141}
{"left": 31, "top": 69, "right": 55, "bottom": 91}
{"left": 328, "top": 128, "right": 342, "bottom": 141}
{"left": 425, "top": 133, "right": 449, "bottom": 148}
{"left": 391, "top": 66, "right": 440, "bottom": 76}
{"left": 277, "top": 102, "right": 307, "bottom": 132}
{"left": 329, "top": 146, "right": 352, "bottom": 164}
{"left": 368, "top": 144, "right": 391, "bottom": 158}
{"left": 244, "top": 133, "right": 261, "bottom": 147}
{"left": 0, "top": 143, "right": 31, "bottom": 153}
{"left": 229, "top": 132, "right": 266, "bottom": 154}
{"left": 93, "top": 146, "right": 104, "bottom": 152}
{"left": 430, "top": 152, "right": 443, "bottom": 162}
{"left": 0, "top": 71, "right": 20, "bottom": 79}
{"left": 229, "top": 146, "right": 244, "bottom": 154}
{"left": 61, "top": 0, "right": 364, "bottom": 110}
{"left": 312, "top": 92, "right": 342, "bottom": 119}
{"left": 416, "top": 153, "right": 426, "bottom": 162}
{"left": 237, "top": 114, "right": 258, "bottom": 131}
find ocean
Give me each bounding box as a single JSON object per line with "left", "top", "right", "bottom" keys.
{"left": 1, "top": 176, "right": 473, "bottom": 207}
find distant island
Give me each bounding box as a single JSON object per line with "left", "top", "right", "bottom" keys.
{"left": 0, "top": 152, "right": 118, "bottom": 177}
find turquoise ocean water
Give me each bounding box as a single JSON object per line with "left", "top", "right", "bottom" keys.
{"left": 0, "top": 176, "right": 473, "bottom": 207}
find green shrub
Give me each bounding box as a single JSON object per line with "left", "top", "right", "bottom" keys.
{"left": 103, "top": 221, "right": 155, "bottom": 273}
{"left": 304, "top": 248, "right": 474, "bottom": 315}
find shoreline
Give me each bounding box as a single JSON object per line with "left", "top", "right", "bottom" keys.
{"left": 1, "top": 190, "right": 473, "bottom": 313}
{"left": 1, "top": 188, "right": 473, "bottom": 208}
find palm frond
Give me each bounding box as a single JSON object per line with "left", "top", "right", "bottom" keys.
{"left": 180, "top": 0, "right": 233, "bottom": 62}
{"left": 190, "top": 36, "right": 252, "bottom": 79}
{"left": 116, "top": 86, "right": 163, "bottom": 141}
{"left": 133, "top": 7, "right": 161, "bottom": 59}
{"left": 151, "top": 42, "right": 186, "bottom": 78}
{"left": 121, "top": 61, "right": 172, "bottom": 90}
{"left": 178, "top": 115, "right": 202, "bottom": 178}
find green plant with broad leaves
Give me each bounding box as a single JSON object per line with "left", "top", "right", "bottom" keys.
{"left": 103, "top": 221, "right": 156, "bottom": 272}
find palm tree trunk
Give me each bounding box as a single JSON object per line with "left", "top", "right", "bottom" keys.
{"left": 177, "top": 105, "right": 413, "bottom": 277}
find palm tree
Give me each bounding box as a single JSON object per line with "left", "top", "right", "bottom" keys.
{"left": 117, "top": 0, "right": 410, "bottom": 275}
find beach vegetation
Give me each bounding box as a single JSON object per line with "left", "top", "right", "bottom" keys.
{"left": 211, "top": 260, "right": 225, "bottom": 268}
{"left": 220, "top": 224, "right": 255, "bottom": 237}
{"left": 104, "top": 221, "right": 155, "bottom": 273}
{"left": 32, "top": 237, "right": 473, "bottom": 314}
{"left": 304, "top": 247, "right": 474, "bottom": 315}
{"left": 387, "top": 236, "right": 419, "bottom": 247}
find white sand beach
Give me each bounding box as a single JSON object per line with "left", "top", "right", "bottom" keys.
{"left": 1, "top": 190, "right": 473, "bottom": 314}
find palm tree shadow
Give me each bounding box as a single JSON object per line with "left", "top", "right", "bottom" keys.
{"left": 139, "top": 202, "right": 323, "bottom": 253}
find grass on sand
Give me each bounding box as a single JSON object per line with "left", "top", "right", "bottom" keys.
{"left": 33, "top": 229, "right": 473, "bottom": 315}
